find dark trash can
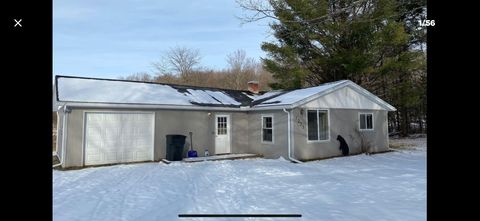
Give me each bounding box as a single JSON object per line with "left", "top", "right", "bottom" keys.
{"left": 166, "top": 135, "right": 187, "bottom": 161}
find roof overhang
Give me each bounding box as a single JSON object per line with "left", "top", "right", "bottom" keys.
{"left": 55, "top": 102, "right": 250, "bottom": 112}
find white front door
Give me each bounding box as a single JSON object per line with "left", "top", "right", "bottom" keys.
{"left": 215, "top": 115, "right": 231, "bottom": 154}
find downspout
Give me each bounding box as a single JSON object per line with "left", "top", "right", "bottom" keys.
{"left": 53, "top": 104, "right": 68, "bottom": 168}
{"left": 283, "top": 108, "right": 302, "bottom": 163}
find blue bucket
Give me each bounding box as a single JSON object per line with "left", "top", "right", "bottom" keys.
{"left": 187, "top": 150, "right": 198, "bottom": 158}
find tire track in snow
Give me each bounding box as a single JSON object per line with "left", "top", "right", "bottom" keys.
{"left": 116, "top": 165, "right": 158, "bottom": 220}
{"left": 88, "top": 165, "right": 145, "bottom": 220}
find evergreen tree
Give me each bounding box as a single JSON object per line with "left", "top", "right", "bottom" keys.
{"left": 238, "top": 0, "right": 427, "bottom": 135}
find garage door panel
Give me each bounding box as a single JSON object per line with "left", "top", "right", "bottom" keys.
{"left": 104, "top": 151, "right": 119, "bottom": 161}
{"left": 123, "top": 151, "right": 135, "bottom": 162}
{"left": 135, "top": 151, "right": 150, "bottom": 161}
{"left": 86, "top": 153, "right": 102, "bottom": 164}
{"left": 84, "top": 112, "right": 154, "bottom": 166}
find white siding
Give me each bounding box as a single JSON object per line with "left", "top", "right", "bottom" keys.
{"left": 303, "top": 86, "right": 385, "bottom": 110}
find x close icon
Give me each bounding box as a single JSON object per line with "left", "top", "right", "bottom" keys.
{"left": 14, "top": 19, "right": 22, "bottom": 27}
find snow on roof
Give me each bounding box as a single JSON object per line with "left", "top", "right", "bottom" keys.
{"left": 254, "top": 80, "right": 349, "bottom": 107}
{"left": 56, "top": 77, "right": 249, "bottom": 107}
{"left": 251, "top": 91, "right": 283, "bottom": 101}
{"left": 55, "top": 76, "right": 393, "bottom": 110}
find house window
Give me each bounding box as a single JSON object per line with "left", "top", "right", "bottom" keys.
{"left": 307, "top": 110, "right": 329, "bottom": 141}
{"left": 262, "top": 116, "right": 273, "bottom": 142}
{"left": 359, "top": 113, "right": 374, "bottom": 130}
{"left": 217, "top": 116, "right": 227, "bottom": 135}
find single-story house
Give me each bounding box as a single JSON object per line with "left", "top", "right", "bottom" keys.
{"left": 54, "top": 75, "right": 396, "bottom": 168}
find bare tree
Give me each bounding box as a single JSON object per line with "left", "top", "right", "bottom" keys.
{"left": 152, "top": 46, "right": 202, "bottom": 83}
{"left": 121, "top": 72, "right": 154, "bottom": 82}
{"left": 235, "top": 0, "right": 277, "bottom": 23}
{"left": 227, "top": 49, "right": 253, "bottom": 72}
{"left": 154, "top": 73, "right": 180, "bottom": 85}
{"left": 255, "top": 62, "right": 274, "bottom": 91}
{"left": 236, "top": 0, "right": 376, "bottom": 24}
{"left": 225, "top": 49, "right": 256, "bottom": 90}
{"left": 120, "top": 47, "right": 275, "bottom": 91}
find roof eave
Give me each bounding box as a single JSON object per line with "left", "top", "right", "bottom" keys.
{"left": 56, "top": 102, "right": 250, "bottom": 112}
{"left": 56, "top": 101, "right": 299, "bottom": 112}
{"left": 288, "top": 80, "right": 351, "bottom": 108}
{"left": 249, "top": 104, "right": 295, "bottom": 111}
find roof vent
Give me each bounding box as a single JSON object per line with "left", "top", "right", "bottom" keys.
{"left": 247, "top": 81, "right": 259, "bottom": 94}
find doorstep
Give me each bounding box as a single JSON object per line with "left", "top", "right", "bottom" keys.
{"left": 182, "top": 153, "right": 261, "bottom": 163}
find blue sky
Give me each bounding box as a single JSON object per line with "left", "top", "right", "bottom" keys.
{"left": 53, "top": 0, "right": 272, "bottom": 79}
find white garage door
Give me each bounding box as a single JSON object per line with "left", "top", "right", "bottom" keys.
{"left": 84, "top": 112, "right": 155, "bottom": 166}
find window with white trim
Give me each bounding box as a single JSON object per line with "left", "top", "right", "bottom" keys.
{"left": 307, "top": 110, "right": 329, "bottom": 141}
{"left": 262, "top": 116, "right": 273, "bottom": 142}
{"left": 217, "top": 116, "right": 227, "bottom": 135}
{"left": 359, "top": 113, "right": 373, "bottom": 130}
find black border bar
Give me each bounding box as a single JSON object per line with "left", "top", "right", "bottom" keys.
{"left": 179, "top": 214, "right": 301, "bottom": 218}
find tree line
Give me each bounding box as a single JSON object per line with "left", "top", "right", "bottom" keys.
{"left": 123, "top": 0, "right": 426, "bottom": 136}
{"left": 120, "top": 47, "right": 274, "bottom": 91}
{"left": 236, "top": 0, "right": 426, "bottom": 136}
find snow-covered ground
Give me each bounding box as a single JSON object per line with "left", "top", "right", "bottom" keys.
{"left": 53, "top": 138, "right": 426, "bottom": 221}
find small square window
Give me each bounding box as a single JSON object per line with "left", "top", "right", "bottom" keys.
{"left": 359, "top": 113, "right": 374, "bottom": 130}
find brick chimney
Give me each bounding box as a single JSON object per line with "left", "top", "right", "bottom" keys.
{"left": 247, "top": 81, "right": 260, "bottom": 94}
